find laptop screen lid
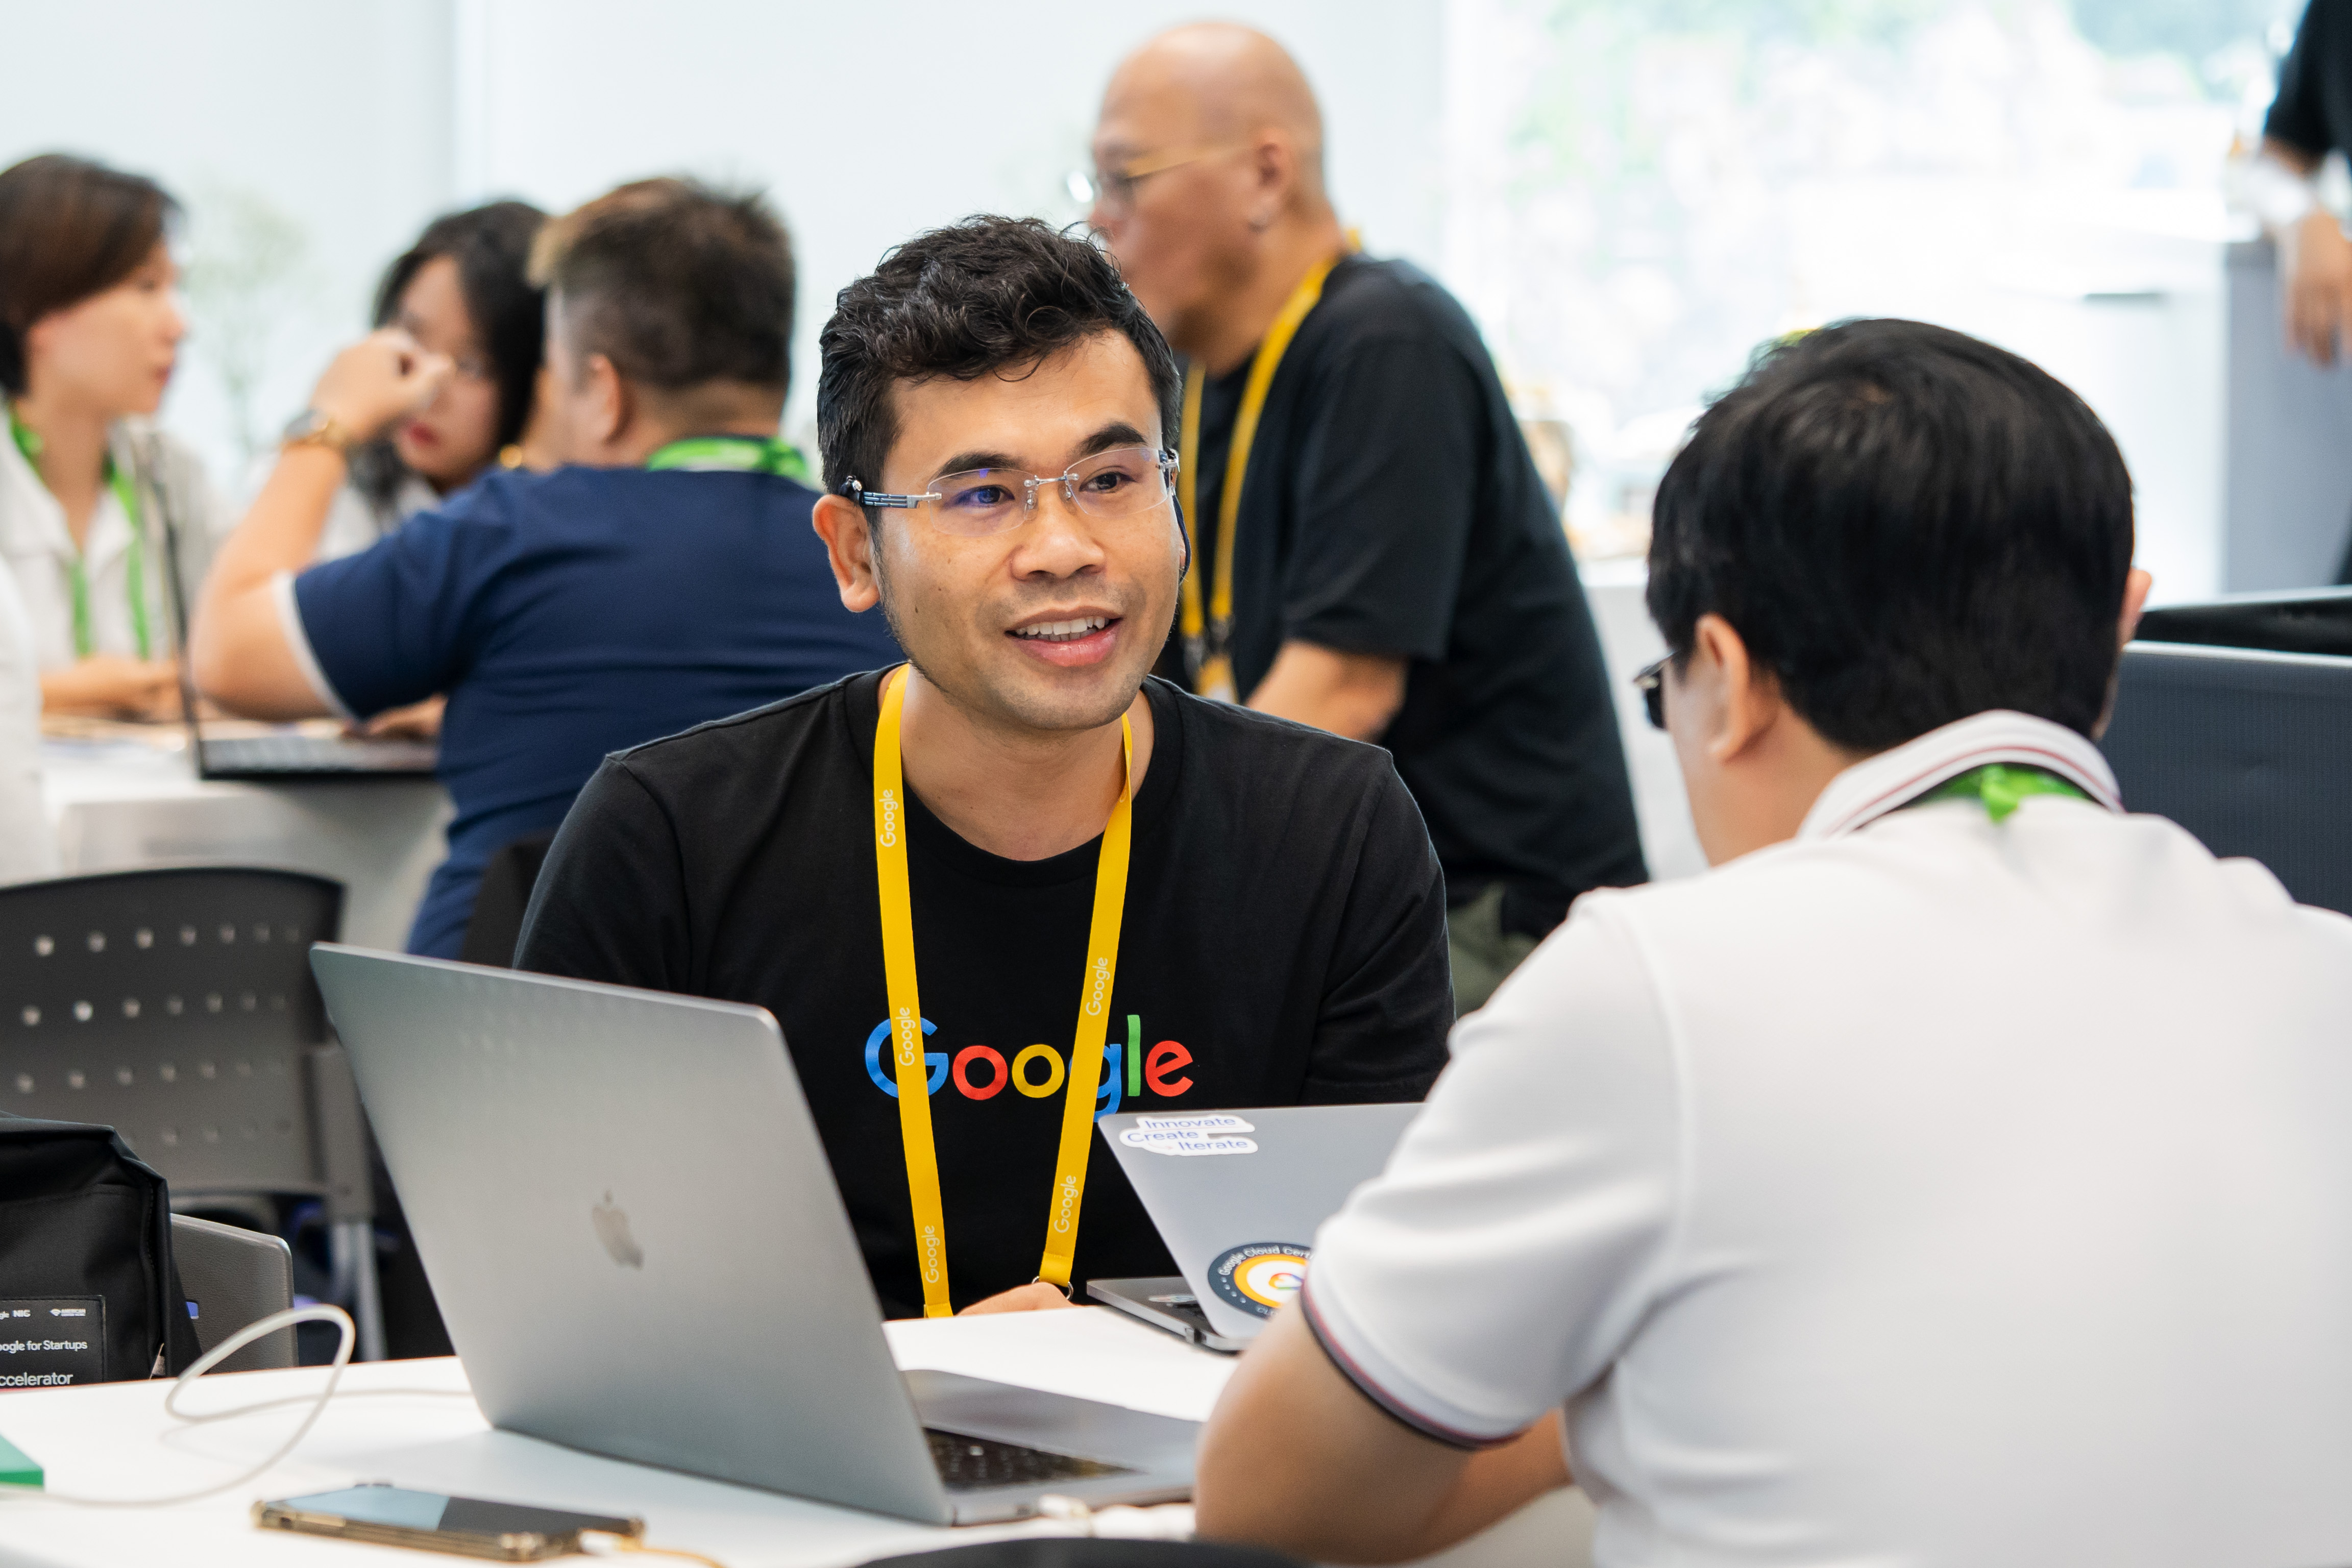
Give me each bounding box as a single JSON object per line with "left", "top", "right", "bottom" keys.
{"left": 307, "top": 944, "right": 952, "bottom": 1523}
{"left": 145, "top": 438, "right": 212, "bottom": 771}
{"left": 1099, "top": 1103, "right": 1419, "bottom": 1344}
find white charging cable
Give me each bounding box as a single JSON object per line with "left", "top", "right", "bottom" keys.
{"left": 0, "top": 1303, "right": 462, "bottom": 1509}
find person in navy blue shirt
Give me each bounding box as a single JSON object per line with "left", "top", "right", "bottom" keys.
{"left": 193, "top": 178, "right": 900, "bottom": 957}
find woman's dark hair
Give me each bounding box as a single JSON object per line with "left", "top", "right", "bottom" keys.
{"left": 1646, "top": 318, "right": 2135, "bottom": 750}
{"left": 350, "top": 200, "right": 545, "bottom": 506}
{"left": 816, "top": 216, "right": 1182, "bottom": 506}
{"left": 0, "top": 154, "right": 179, "bottom": 396}
{"left": 373, "top": 200, "right": 547, "bottom": 447}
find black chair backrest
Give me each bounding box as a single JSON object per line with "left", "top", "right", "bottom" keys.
{"left": 458, "top": 829, "right": 559, "bottom": 969}
{"left": 1, "top": 868, "right": 344, "bottom": 1193}
{"left": 2100, "top": 641, "right": 2352, "bottom": 915}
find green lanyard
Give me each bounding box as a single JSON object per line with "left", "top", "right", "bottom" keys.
{"left": 8, "top": 403, "right": 152, "bottom": 660}
{"left": 1914, "top": 763, "right": 2089, "bottom": 823}
{"left": 644, "top": 433, "right": 812, "bottom": 482}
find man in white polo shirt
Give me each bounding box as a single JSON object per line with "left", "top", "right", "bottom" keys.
{"left": 1190, "top": 318, "right": 2352, "bottom": 1567}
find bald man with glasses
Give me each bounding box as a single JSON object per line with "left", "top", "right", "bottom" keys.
{"left": 1083, "top": 23, "right": 1645, "bottom": 1012}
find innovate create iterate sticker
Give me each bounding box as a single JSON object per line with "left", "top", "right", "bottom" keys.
{"left": 1119, "top": 1112, "right": 1258, "bottom": 1157}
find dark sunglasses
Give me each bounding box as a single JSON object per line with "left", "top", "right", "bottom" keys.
{"left": 1633, "top": 655, "right": 1670, "bottom": 730}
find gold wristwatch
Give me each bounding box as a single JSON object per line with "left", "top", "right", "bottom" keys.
{"left": 281, "top": 408, "right": 357, "bottom": 456}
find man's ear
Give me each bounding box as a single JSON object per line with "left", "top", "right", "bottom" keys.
{"left": 812, "top": 495, "right": 884, "bottom": 614}
{"left": 582, "top": 353, "right": 629, "bottom": 452}
{"left": 1247, "top": 133, "right": 1296, "bottom": 226}
{"left": 1689, "top": 612, "right": 1784, "bottom": 766}
{"left": 2090, "top": 567, "right": 2158, "bottom": 740}
{"left": 2118, "top": 567, "right": 2154, "bottom": 648}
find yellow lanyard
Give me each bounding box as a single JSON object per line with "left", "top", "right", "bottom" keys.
{"left": 872, "top": 665, "right": 1135, "bottom": 1315}
{"left": 1177, "top": 252, "right": 1343, "bottom": 701}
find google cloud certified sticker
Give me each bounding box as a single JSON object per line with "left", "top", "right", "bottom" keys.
{"left": 1208, "top": 1241, "right": 1312, "bottom": 1318}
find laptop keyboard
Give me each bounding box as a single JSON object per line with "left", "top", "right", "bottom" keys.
{"left": 205, "top": 734, "right": 437, "bottom": 772}
{"left": 926, "top": 1429, "right": 1134, "bottom": 1489}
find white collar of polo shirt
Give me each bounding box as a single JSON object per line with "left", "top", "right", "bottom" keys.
{"left": 1798, "top": 709, "right": 2123, "bottom": 842}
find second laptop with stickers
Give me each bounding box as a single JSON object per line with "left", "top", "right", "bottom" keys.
{"left": 1090, "top": 1103, "right": 1420, "bottom": 1352}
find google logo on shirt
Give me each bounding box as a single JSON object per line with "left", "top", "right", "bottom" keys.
{"left": 861, "top": 1014, "right": 1194, "bottom": 1118}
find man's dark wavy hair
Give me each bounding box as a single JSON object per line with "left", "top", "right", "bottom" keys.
{"left": 1646, "top": 317, "right": 2135, "bottom": 751}
{"left": 817, "top": 216, "right": 1183, "bottom": 508}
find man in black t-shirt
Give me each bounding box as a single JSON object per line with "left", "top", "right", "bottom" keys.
{"left": 516, "top": 217, "right": 1452, "bottom": 1319}
{"left": 2258, "top": 0, "right": 2352, "bottom": 374}
{"left": 1086, "top": 23, "right": 1646, "bottom": 1010}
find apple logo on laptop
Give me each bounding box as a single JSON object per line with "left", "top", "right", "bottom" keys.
{"left": 590, "top": 1190, "right": 644, "bottom": 1270}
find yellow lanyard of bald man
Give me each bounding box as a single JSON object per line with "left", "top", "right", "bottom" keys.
{"left": 1176, "top": 249, "right": 1346, "bottom": 702}
{"left": 872, "top": 665, "right": 1135, "bottom": 1315}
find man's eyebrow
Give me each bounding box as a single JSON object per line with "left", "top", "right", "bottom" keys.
{"left": 1073, "top": 422, "right": 1152, "bottom": 458}
{"left": 928, "top": 450, "right": 1024, "bottom": 478}
{"left": 926, "top": 423, "right": 1153, "bottom": 479}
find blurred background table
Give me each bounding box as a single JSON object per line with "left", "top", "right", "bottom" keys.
{"left": 39, "top": 724, "right": 449, "bottom": 953}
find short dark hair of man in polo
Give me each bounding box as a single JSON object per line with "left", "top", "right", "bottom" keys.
{"left": 517, "top": 215, "right": 1454, "bottom": 1319}
{"left": 195, "top": 176, "right": 898, "bottom": 960}
{"left": 1651, "top": 318, "right": 2134, "bottom": 752}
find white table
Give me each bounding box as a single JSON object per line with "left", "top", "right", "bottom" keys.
{"left": 40, "top": 737, "right": 450, "bottom": 953}
{"left": 0, "top": 1309, "right": 1595, "bottom": 1568}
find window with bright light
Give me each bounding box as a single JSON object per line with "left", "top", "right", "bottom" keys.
{"left": 1445, "top": 0, "right": 2303, "bottom": 567}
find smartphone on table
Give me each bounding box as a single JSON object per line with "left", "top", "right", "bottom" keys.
{"left": 254, "top": 1483, "right": 644, "bottom": 1560}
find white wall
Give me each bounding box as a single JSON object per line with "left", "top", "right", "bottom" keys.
{"left": 1, "top": 1, "right": 1443, "bottom": 485}
{"left": 456, "top": 0, "right": 1446, "bottom": 440}
{"left": 0, "top": 1, "right": 458, "bottom": 481}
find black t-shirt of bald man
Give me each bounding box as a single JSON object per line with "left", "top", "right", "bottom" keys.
{"left": 516, "top": 668, "right": 1453, "bottom": 1316}
{"left": 1156, "top": 254, "right": 1647, "bottom": 940}
{"left": 2269, "top": 0, "right": 2352, "bottom": 165}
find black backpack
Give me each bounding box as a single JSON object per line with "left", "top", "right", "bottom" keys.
{"left": 0, "top": 1114, "right": 202, "bottom": 1385}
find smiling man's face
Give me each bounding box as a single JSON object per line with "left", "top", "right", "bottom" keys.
{"left": 859, "top": 330, "right": 1184, "bottom": 736}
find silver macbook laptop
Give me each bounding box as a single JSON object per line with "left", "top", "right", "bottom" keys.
{"left": 308, "top": 945, "right": 1196, "bottom": 1525}
{"left": 1090, "top": 1104, "right": 1420, "bottom": 1352}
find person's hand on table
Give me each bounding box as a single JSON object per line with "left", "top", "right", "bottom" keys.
{"left": 348, "top": 694, "right": 445, "bottom": 741}
{"left": 41, "top": 655, "right": 183, "bottom": 721}
{"left": 309, "top": 327, "right": 454, "bottom": 445}
{"left": 958, "top": 1283, "right": 1082, "bottom": 1315}
{"left": 2283, "top": 208, "right": 2352, "bottom": 366}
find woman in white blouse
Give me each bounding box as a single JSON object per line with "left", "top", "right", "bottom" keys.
{"left": 0, "top": 154, "right": 224, "bottom": 720}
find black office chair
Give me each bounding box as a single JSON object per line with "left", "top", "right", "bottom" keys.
{"left": 458, "top": 830, "right": 559, "bottom": 969}
{"left": 0, "top": 867, "right": 383, "bottom": 1358}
